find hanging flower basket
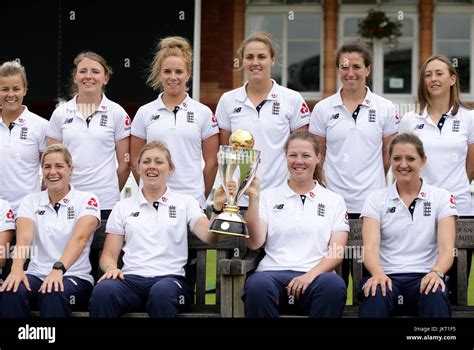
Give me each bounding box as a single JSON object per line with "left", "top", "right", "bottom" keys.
{"left": 358, "top": 9, "right": 402, "bottom": 40}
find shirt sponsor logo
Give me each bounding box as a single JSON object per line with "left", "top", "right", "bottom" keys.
{"left": 419, "top": 192, "right": 427, "bottom": 199}
{"left": 211, "top": 115, "right": 218, "bottom": 127}
{"left": 309, "top": 191, "right": 315, "bottom": 199}
{"left": 87, "top": 198, "right": 98, "bottom": 208}
{"left": 62, "top": 198, "right": 70, "bottom": 204}
{"left": 395, "top": 113, "right": 400, "bottom": 124}
{"left": 450, "top": 195, "right": 455, "bottom": 205}
{"left": 300, "top": 103, "right": 309, "bottom": 115}
{"left": 161, "top": 196, "right": 168, "bottom": 203}
{"left": 125, "top": 115, "right": 132, "bottom": 126}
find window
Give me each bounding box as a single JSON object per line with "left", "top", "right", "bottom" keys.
{"left": 435, "top": 13, "right": 472, "bottom": 94}
{"left": 246, "top": 4, "right": 322, "bottom": 97}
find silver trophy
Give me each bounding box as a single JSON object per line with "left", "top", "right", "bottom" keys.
{"left": 209, "top": 130, "right": 260, "bottom": 238}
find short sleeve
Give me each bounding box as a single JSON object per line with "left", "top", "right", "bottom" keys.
{"left": 437, "top": 190, "right": 458, "bottom": 221}
{"left": 215, "top": 94, "right": 231, "bottom": 131}
{"left": 308, "top": 103, "right": 327, "bottom": 137}
{"left": 187, "top": 197, "right": 207, "bottom": 231}
{"left": 467, "top": 110, "right": 474, "bottom": 144}
{"left": 131, "top": 107, "right": 147, "bottom": 140}
{"left": 200, "top": 106, "right": 219, "bottom": 140}
{"left": 0, "top": 200, "right": 15, "bottom": 232}
{"left": 382, "top": 102, "right": 399, "bottom": 137}
{"left": 289, "top": 92, "right": 310, "bottom": 131}
{"left": 113, "top": 105, "right": 132, "bottom": 142}
{"left": 105, "top": 202, "right": 125, "bottom": 235}
{"left": 17, "top": 195, "right": 37, "bottom": 222}
{"left": 331, "top": 195, "right": 350, "bottom": 234}
{"left": 37, "top": 118, "right": 48, "bottom": 152}
{"left": 77, "top": 193, "right": 101, "bottom": 224}
{"left": 46, "top": 109, "right": 64, "bottom": 141}
{"left": 398, "top": 111, "right": 414, "bottom": 133}
{"left": 360, "top": 191, "right": 382, "bottom": 222}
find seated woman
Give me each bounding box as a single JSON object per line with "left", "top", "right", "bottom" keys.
{"left": 0, "top": 199, "right": 15, "bottom": 270}
{"left": 0, "top": 144, "right": 100, "bottom": 317}
{"left": 359, "top": 132, "right": 457, "bottom": 318}
{"left": 89, "top": 140, "right": 225, "bottom": 318}
{"left": 242, "top": 131, "right": 349, "bottom": 318}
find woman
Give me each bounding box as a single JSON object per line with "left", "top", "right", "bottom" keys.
{"left": 131, "top": 36, "right": 218, "bottom": 209}
{"left": 0, "top": 61, "right": 48, "bottom": 213}
{"left": 309, "top": 41, "right": 398, "bottom": 215}
{"left": 215, "top": 32, "right": 310, "bottom": 209}
{"left": 0, "top": 199, "right": 15, "bottom": 269}
{"left": 89, "top": 141, "right": 226, "bottom": 318}
{"left": 242, "top": 131, "right": 348, "bottom": 318}
{"left": 399, "top": 55, "right": 473, "bottom": 303}
{"left": 0, "top": 144, "right": 100, "bottom": 317}
{"left": 399, "top": 55, "right": 473, "bottom": 215}
{"left": 309, "top": 41, "right": 398, "bottom": 285}
{"left": 47, "top": 51, "right": 130, "bottom": 220}
{"left": 359, "top": 132, "right": 457, "bottom": 318}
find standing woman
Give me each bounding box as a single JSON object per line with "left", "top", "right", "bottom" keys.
{"left": 47, "top": 51, "right": 131, "bottom": 220}
{"left": 309, "top": 42, "right": 398, "bottom": 285}
{"left": 215, "top": 32, "right": 310, "bottom": 209}
{"left": 89, "top": 141, "right": 225, "bottom": 317}
{"left": 0, "top": 144, "right": 100, "bottom": 317}
{"left": 359, "top": 133, "right": 457, "bottom": 317}
{"left": 0, "top": 61, "right": 48, "bottom": 213}
{"left": 399, "top": 55, "right": 473, "bottom": 215}
{"left": 242, "top": 131, "right": 348, "bottom": 318}
{"left": 130, "top": 36, "right": 219, "bottom": 209}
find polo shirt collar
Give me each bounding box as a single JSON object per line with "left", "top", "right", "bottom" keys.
{"left": 332, "top": 86, "right": 373, "bottom": 108}
{"left": 419, "top": 106, "right": 455, "bottom": 120}
{"left": 137, "top": 187, "right": 172, "bottom": 207}
{"left": 388, "top": 180, "right": 429, "bottom": 201}
{"left": 235, "top": 79, "right": 280, "bottom": 103}
{"left": 66, "top": 94, "right": 109, "bottom": 114}
{"left": 155, "top": 93, "right": 190, "bottom": 111}
{"left": 283, "top": 181, "right": 321, "bottom": 201}
{"left": 39, "top": 185, "right": 75, "bottom": 207}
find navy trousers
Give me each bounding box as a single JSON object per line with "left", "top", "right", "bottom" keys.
{"left": 358, "top": 273, "right": 451, "bottom": 318}
{"left": 0, "top": 274, "right": 92, "bottom": 318}
{"left": 243, "top": 270, "right": 346, "bottom": 318}
{"left": 89, "top": 274, "right": 191, "bottom": 318}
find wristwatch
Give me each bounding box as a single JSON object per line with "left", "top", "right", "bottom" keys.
{"left": 212, "top": 205, "right": 224, "bottom": 215}
{"left": 52, "top": 261, "right": 67, "bottom": 274}
{"left": 431, "top": 269, "right": 444, "bottom": 279}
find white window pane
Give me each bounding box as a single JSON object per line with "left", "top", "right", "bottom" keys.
{"left": 399, "top": 17, "right": 413, "bottom": 37}
{"left": 344, "top": 18, "right": 361, "bottom": 37}
{"left": 288, "top": 14, "right": 321, "bottom": 39}
{"left": 287, "top": 41, "right": 320, "bottom": 91}
{"left": 437, "top": 42, "right": 470, "bottom": 93}
{"left": 383, "top": 42, "right": 412, "bottom": 94}
{"left": 436, "top": 15, "right": 470, "bottom": 39}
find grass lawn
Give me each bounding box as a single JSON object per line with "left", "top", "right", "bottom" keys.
{"left": 204, "top": 251, "right": 474, "bottom": 306}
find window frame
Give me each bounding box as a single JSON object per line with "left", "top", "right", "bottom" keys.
{"left": 338, "top": 3, "right": 418, "bottom": 103}
{"left": 434, "top": 5, "right": 474, "bottom": 100}
{"left": 246, "top": 4, "right": 323, "bottom": 100}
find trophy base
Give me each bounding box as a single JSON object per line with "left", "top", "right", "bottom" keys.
{"left": 209, "top": 212, "right": 249, "bottom": 238}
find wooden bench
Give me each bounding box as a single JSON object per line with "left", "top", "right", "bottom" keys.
{"left": 222, "top": 218, "right": 474, "bottom": 318}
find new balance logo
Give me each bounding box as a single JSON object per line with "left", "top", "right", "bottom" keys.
{"left": 151, "top": 114, "right": 160, "bottom": 121}
{"left": 415, "top": 124, "right": 425, "bottom": 130}
{"left": 330, "top": 113, "right": 339, "bottom": 120}
{"left": 273, "top": 204, "right": 284, "bottom": 210}
{"left": 233, "top": 107, "right": 242, "bottom": 114}
{"left": 64, "top": 118, "right": 74, "bottom": 124}
{"left": 386, "top": 207, "right": 396, "bottom": 214}
{"left": 35, "top": 210, "right": 45, "bottom": 215}
{"left": 130, "top": 212, "right": 140, "bottom": 217}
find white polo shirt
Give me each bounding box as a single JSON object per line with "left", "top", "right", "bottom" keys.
{"left": 361, "top": 181, "right": 457, "bottom": 275}
{"left": 105, "top": 188, "right": 206, "bottom": 277}
{"left": 257, "top": 181, "right": 349, "bottom": 273}
{"left": 0, "top": 199, "right": 15, "bottom": 232}
{"left": 309, "top": 87, "right": 399, "bottom": 213}
{"left": 47, "top": 95, "right": 131, "bottom": 210}
{"left": 17, "top": 186, "right": 100, "bottom": 285}
{"left": 0, "top": 107, "right": 48, "bottom": 212}
{"left": 131, "top": 93, "right": 218, "bottom": 207}
{"left": 399, "top": 106, "right": 474, "bottom": 215}
{"left": 216, "top": 80, "right": 310, "bottom": 207}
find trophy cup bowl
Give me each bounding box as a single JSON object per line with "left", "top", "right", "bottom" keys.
{"left": 209, "top": 130, "right": 260, "bottom": 238}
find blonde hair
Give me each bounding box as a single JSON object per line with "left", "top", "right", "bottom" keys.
{"left": 70, "top": 51, "right": 113, "bottom": 96}
{"left": 284, "top": 131, "right": 326, "bottom": 187}
{"left": 41, "top": 144, "right": 73, "bottom": 167}
{"left": 0, "top": 61, "right": 28, "bottom": 88}
{"left": 147, "top": 36, "right": 193, "bottom": 91}
{"left": 138, "top": 140, "right": 175, "bottom": 171}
